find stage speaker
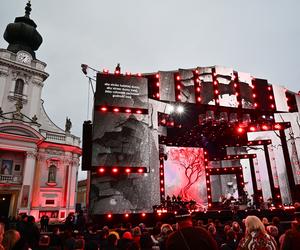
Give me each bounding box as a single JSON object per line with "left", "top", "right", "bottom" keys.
{"left": 82, "top": 120, "right": 92, "bottom": 170}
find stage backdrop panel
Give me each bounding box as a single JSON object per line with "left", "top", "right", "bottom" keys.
{"left": 164, "top": 146, "right": 207, "bottom": 205}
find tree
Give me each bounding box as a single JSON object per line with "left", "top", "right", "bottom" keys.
{"left": 169, "top": 147, "right": 205, "bottom": 200}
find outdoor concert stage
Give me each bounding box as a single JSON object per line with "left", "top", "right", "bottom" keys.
{"left": 82, "top": 65, "right": 300, "bottom": 216}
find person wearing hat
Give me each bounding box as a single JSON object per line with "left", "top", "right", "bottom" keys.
{"left": 166, "top": 208, "right": 218, "bottom": 250}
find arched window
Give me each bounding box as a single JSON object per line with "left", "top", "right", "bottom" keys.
{"left": 48, "top": 165, "right": 57, "bottom": 183}
{"left": 14, "top": 79, "right": 25, "bottom": 95}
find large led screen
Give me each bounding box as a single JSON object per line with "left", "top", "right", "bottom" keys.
{"left": 92, "top": 74, "right": 149, "bottom": 169}
{"left": 164, "top": 147, "right": 207, "bottom": 205}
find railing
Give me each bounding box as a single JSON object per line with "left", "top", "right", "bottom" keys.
{"left": 45, "top": 133, "right": 66, "bottom": 142}
{"left": 0, "top": 175, "right": 22, "bottom": 184}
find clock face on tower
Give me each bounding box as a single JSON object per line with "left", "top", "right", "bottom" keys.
{"left": 16, "top": 51, "right": 32, "bottom": 64}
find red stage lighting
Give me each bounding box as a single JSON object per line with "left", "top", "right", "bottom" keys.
{"left": 237, "top": 127, "right": 244, "bottom": 134}
{"left": 156, "top": 73, "right": 159, "bottom": 78}
{"left": 125, "top": 213, "right": 129, "bottom": 218}
{"left": 136, "top": 110, "right": 142, "bottom": 114}
{"left": 99, "top": 168, "right": 105, "bottom": 173}
{"left": 176, "top": 75, "right": 181, "bottom": 81}
{"left": 113, "top": 108, "right": 119, "bottom": 112}
{"left": 274, "top": 124, "right": 282, "bottom": 130}
{"left": 261, "top": 125, "right": 269, "bottom": 130}
{"left": 249, "top": 126, "right": 256, "bottom": 132}
{"left": 125, "top": 168, "right": 131, "bottom": 173}
{"left": 156, "top": 82, "right": 160, "bottom": 87}
{"left": 100, "top": 107, "right": 107, "bottom": 112}
{"left": 112, "top": 168, "right": 118, "bottom": 173}
{"left": 138, "top": 168, "right": 144, "bottom": 173}
{"left": 107, "top": 214, "right": 112, "bottom": 218}
{"left": 125, "top": 109, "right": 131, "bottom": 113}
{"left": 141, "top": 213, "right": 146, "bottom": 217}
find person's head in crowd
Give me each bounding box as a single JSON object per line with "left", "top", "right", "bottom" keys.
{"left": 0, "top": 223, "right": 4, "bottom": 245}
{"left": 102, "top": 226, "right": 110, "bottom": 238}
{"left": 21, "top": 214, "right": 28, "bottom": 222}
{"left": 245, "top": 216, "right": 266, "bottom": 234}
{"left": 232, "top": 221, "right": 241, "bottom": 232}
{"left": 122, "top": 231, "right": 133, "bottom": 240}
{"left": 224, "top": 224, "right": 231, "bottom": 234}
{"left": 207, "top": 218, "right": 214, "bottom": 225}
{"left": 226, "top": 230, "right": 237, "bottom": 242}
{"left": 107, "top": 233, "right": 118, "bottom": 247}
{"left": 262, "top": 217, "right": 269, "bottom": 227}
{"left": 132, "top": 226, "right": 141, "bottom": 237}
{"left": 208, "top": 224, "right": 217, "bottom": 236}
{"left": 139, "top": 223, "right": 146, "bottom": 231}
{"left": 126, "top": 222, "right": 132, "bottom": 230}
{"left": 27, "top": 215, "right": 35, "bottom": 224}
{"left": 160, "top": 224, "right": 173, "bottom": 236}
{"left": 2, "top": 230, "right": 20, "bottom": 250}
{"left": 109, "top": 231, "right": 120, "bottom": 240}
{"left": 196, "top": 219, "right": 204, "bottom": 227}
{"left": 266, "top": 225, "right": 278, "bottom": 238}
{"left": 272, "top": 216, "right": 280, "bottom": 226}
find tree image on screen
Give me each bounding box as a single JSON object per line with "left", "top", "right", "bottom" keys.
{"left": 169, "top": 147, "right": 205, "bottom": 200}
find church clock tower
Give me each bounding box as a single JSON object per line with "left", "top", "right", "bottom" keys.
{"left": 0, "top": 1, "right": 81, "bottom": 220}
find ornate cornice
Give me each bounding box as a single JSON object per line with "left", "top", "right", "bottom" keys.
{"left": 0, "top": 56, "right": 48, "bottom": 81}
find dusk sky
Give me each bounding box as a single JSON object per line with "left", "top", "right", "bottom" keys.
{"left": 1, "top": 0, "right": 299, "bottom": 179}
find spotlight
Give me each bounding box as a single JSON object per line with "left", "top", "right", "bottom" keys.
{"left": 176, "top": 106, "right": 184, "bottom": 113}
{"left": 81, "top": 64, "right": 88, "bottom": 75}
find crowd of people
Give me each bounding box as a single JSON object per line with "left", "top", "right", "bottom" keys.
{"left": 0, "top": 206, "right": 300, "bottom": 250}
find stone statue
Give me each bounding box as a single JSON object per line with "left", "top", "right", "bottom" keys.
{"left": 65, "top": 117, "right": 72, "bottom": 132}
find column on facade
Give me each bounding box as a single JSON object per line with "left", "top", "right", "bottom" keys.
{"left": 0, "top": 67, "right": 8, "bottom": 106}
{"left": 28, "top": 76, "right": 43, "bottom": 119}
{"left": 31, "top": 153, "right": 43, "bottom": 210}
{"left": 18, "top": 150, "right": 37, "bottom": 214}
{"left": 67, "top": 157, "right": 79, "bottom": 212}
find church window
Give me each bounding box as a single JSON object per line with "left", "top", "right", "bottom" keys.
{"left": 14, "top": 79, "right": 25, "bottom": 95}
{"left": 48, "top": 165, "right": 57, "bottom": 183}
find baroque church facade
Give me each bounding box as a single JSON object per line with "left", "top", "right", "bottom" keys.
{"left": 0, "top": 2, "right": 81, "bottom": 220}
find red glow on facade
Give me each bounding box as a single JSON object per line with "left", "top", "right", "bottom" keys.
{"left": 107, "top": 214, "right": 112, "bottom": 218}
{"left": 176, "top": 75, "right": 180, "bottom": 81}
{"left": 142, "top": 213, "right": 146, "bottom": 217}
{"left": 125, "top": 213, "right": 129, "bottom": 218}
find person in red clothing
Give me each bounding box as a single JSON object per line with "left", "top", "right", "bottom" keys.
{"left": 166, "top": 208, "right": 218, "bottom": 250}
{"left": 280, "top": 207, "right": 300, "bottom": 250}
{"left": 237, "top": 216, "right": 277, "bottom": 250}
